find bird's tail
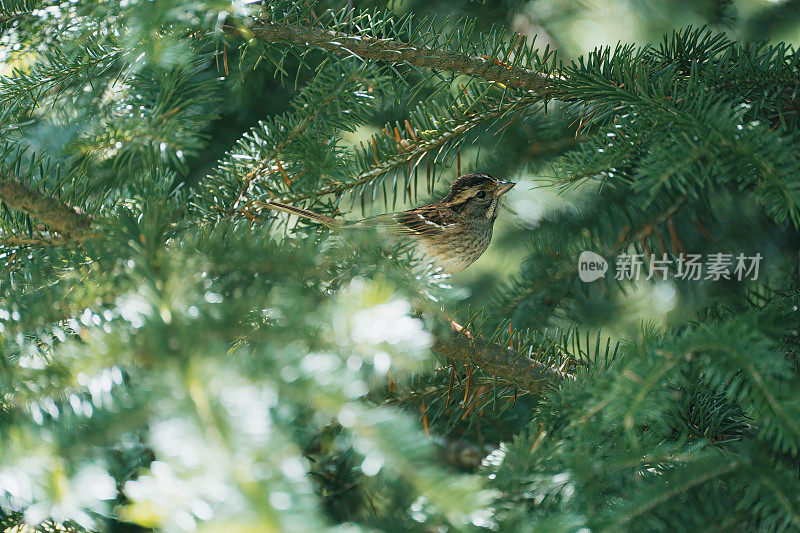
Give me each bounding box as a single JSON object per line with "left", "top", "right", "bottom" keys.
{"left": 250, "top": 200, "right": 343, "bottom": 228}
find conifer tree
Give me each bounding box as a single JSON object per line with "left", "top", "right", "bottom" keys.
{"left": 2, "top": 0, "right": 800, "bottom": 531}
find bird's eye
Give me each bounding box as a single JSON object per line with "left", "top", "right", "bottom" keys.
{"left": 476, "top": 190, "right": 487, "bottom": 199}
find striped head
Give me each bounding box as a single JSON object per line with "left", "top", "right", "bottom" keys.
{"left": 441, "top": 173, "right": 516, "bottom": 221}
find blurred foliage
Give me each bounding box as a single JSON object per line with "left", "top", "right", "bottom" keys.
{"left": 2, "top": 0, "right": 800, "bottom": 531}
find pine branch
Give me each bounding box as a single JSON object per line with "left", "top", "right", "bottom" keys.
{"left": 194, "top": 64, "right": 385, "bottom": 218}
{"left": 610, "top": 459, "right": 740, "bottom": 528}
{"left": 0, "top": 171, "right": 91, "bottom": 240}
{"left": 755, "top": 470, "right": 800, "bottom": 529}
{"left": 0, "top": 0, "right": 38, "bottom": 23}
{"left": 246, "top": 20, "right": 555, "bottom": 94}
{"left": 0, "top": 11, "right": 27, "bottom": 24}
{"left": 558, "top": 35, "right": 800, "bottom": 226}
{"left": 230, "top": 71, "right": 375, "bottom": 211}
{"left": 433, "top": 324, "right": 570, "bottom": 394}
{"left": 0, "top": 41, "right": 120, "bottom": 115}
{"left": 264, "top": 92, "right": 539, "bottom": 206}
{"left": 231, "top": 109, "right": 317, "bottom": 211}
{"left": 0, "top": 234, "right": 70, "bottom": 247}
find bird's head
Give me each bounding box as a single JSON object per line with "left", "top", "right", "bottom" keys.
{"left": 441, "top": 173, "right": 516, "bottom": 221}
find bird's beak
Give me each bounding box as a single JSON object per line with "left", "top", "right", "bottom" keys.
{"left": 494, "top": 181, "right": 516, "bottom": 197}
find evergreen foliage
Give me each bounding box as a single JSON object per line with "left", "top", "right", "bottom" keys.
{"left": 1, "top": 0, "right": 800, "bottom": 531}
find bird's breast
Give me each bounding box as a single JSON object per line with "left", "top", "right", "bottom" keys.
{"left": 412, "top": 226, "right": 492, "bottom": 274}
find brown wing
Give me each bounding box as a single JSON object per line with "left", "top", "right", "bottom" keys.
{"left": 393, "top": 205, "right": 458, "bottom": 236}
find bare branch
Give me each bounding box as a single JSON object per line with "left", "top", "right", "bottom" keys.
{"left": 433, "top": 327, "right": 570, "bottom": 394}
{"left": 0, "top": 172, "right": 91, "bottom": 240}
{"left": 246, "top": 21, "right": 555, "bottom": 94}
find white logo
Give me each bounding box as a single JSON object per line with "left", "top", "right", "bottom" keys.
{"left": 578, "top": 251, "right": 608, "bottom": 282}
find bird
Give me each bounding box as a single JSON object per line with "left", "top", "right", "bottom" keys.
{"left": 251, "top": 173, "right": 516, "bottom": 273}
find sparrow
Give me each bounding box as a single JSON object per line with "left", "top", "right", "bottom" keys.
{"left": 251, "top": 173, "right": 515, "bottom": 273}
